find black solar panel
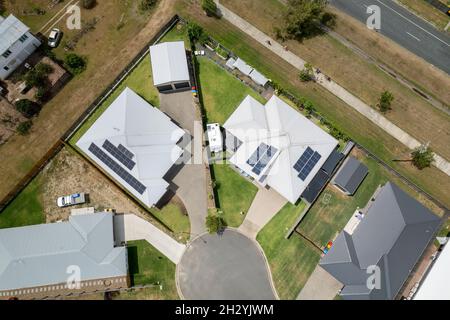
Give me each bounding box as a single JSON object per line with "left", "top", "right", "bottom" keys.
{"left": 251, "top": 146, "right": 278, "bottom": 175}
{"left": 247, "top": 143, "right": 269, "bottom": 166}
{"left": 118, "top": 144, "right": 134, "bottom": 159}
{"left": 88, "top": 143, "right": 146, "bottom": 194}
{"left": 102, "top": 140, "right": 136, "bottom": 170}
{"left": 294, "top": 147, "right": 314, "bottom": 172}
{"left": 298, "top": 152, "right": 322, "bottom": 181}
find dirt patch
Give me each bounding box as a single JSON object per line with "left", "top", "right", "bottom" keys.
{"left": 0, "top": 98, "right": 25, "bottom": 145}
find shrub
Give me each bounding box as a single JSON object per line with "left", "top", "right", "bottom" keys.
{"left": 82, "top": 0, "right": 96, "bottom": 9}
{"left": 65, "top": 53, "right": 87, "bottom": 74}
{"left": 187, "top": 22, "right": 208, "bottom": 44}
{"left": 377, "top": 91, "right": 394, "bottom": 113}
{"left": 17, "top": 120, "right": 33, "bottom": 135}
{"left": 299, "top": 63, "right": 314, "bottom": 82}
{"left": 205, "top": 213, "right": 225, "bottom": 234}
{"left": 139, "top": 0, "right": 157, "bottom": 11}
{"left": 411, "top": 146, "right": 434, "bottom": 170}
{"left": 24, "top": 63, "right": 53, "bottom": 89}
{"left": 201, "top": 0, "right": 217, "bottom": 17}
{"left": 15, "top": 99, "right": 41, "bottom": 118}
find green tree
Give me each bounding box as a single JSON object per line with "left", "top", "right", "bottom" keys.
{"left": 139, "top": 0, "right": 157, "bottom": 11}
{"left": 187, "top": 22, "right": 208, "bottom": 44}
{"left": 411, "top": 146, "right": 434, "bottom": 170}
{"left": 65, "top": 53, "right": 87, "bottom": 74}
{"left": 17, "top": 120, "right": 33, "bottom": 135}
{"left": 82, "top": 0, "right": 96, "bottom": 9}
{"left": 201, "top": 0, "right": 217, "bottom": 17}
{"left": 24, "top": 63, "right": 53, "bottom": 89}
{"left": 279, "top": 0, "right": 334, "bottom": 40}
{"left": 299, "top": 63, "right": 314, "bottom": 82}
{"left": 15, "top": 99, "right": 41, "bottom": 118}
{"left": 378, "top": 91, "right": 394, "bottom": 112}
{"left": 205, "top": 213, "right": 225, "bottom": 234}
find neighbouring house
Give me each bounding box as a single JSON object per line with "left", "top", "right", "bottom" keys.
{"left": 149, "top": 41, "right": 191, "bottom": 93}
{"left": 0, "top": 15, "right": 41, "bottom": 80}
{"left": 223, "top": 95, "right": 338, "bottom": 204}
{"left": 0, "top": 212, "right": 129, "bottom": 300}
{"left": 332, "top": 156, "right": 368, "bottom": 196}
{"left": 414, "top": 240, "right": 450, "bottom": 300}
{"left": 320, "top": 182, "right": 440, "bottom": 300}
{"left": 77, "top": 87, "right": 185, "bottom": 208}
{"left": 206, "top": 123, "right": 223, "bottom": 153}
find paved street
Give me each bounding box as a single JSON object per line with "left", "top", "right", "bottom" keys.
{"left": 216, "top": 2, "right": 450, "bottom": 177}
{"left": 330, "top": 0, "right": 450, "bottom": 74}
{"left": 177, "top": 229, "right": 277, "bottom": 300}
{"left": 114, "top": 214, "right": 186, "bottom": 264}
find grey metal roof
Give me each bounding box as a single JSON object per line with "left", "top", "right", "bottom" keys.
{"left": 0, "top": 213, "right": 128, "bottom": 291}
{"left": 0, "top": 15, "right": 29, "bottom": 54}
{"left": 149, "top": 41, "right": 190, "bottom": 86}
{"left": 333, "top": 156, "right": 368, "bottom": 195}
{"left": 320, "top": 182, "right": 441, "bottom": 300}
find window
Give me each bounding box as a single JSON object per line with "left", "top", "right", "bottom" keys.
{"left": 19, "top": 34, "right": 29, "bottom": 43}
{"left": 158, "top": 84, "right": 173, "bottom": 92}
{"left": 2, "top": 50, "right": 12, "bottom": 58}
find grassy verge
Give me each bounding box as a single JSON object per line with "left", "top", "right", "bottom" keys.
{"left": 0, "top": 176, "right": 45, "bottom": 229}
{"left": 197, "top": 57, "right": 266, "bottom": 124}
{"left": 257, "top": 201, "right": 320, "bottom": 300}
{"left": 126, "top": 240, "right": 179, "bottom": 300}
{"left": 398, "top": 0, "right": 450, "bottom": 31}
{"left": 211, "top": 163, "right": 258, "bottom": 228}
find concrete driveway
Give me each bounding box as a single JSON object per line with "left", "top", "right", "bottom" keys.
{"left": 160, "top": 91, "right": 208, "bottom": 237}
{"left": 297, "top": 265, "right": 343, "bottom": 300}
{"left": 114, "top": 214, "right": 186, "bottom": 264}
{"left": 177, "top": 229, "right": 277, "bottom": 300}
{"left": 239, "top": 187, "right": 287, "bottom": 239}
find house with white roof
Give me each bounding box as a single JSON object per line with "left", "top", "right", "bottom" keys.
{"left": 149, "top": 41, "right": 191, "bottom": 93}
{"left": 77, "top": 87, "right": 185, "bottom": 208}
{"left": 0, "top": 14, "right": 41, "bottom": 80}
{"left": 224, "top": 95, "right": 338, "bottom": 204}
{"left": 0, "top": 212, "right": 129, "bottom": 300}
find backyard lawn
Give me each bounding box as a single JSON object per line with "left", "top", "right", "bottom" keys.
{"left": 211, "top": 163, "right": 258, "bottom": 228}
{"left": 257, "top": 201, "right": 320, "bottom": 300}
{"left": 0, "top": 176, "right": 45, "bottom": 229}
{"left": 126, "top": 240, "right": 179, "bottom": 300}
{"left": 198, "top": 57, "right": 266, "bottom": 124}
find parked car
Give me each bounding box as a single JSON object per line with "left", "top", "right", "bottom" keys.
{"left": 48, "top": 28, "right": 63, "bottom": 48}
{"left": 57, "top": 193, "right": 86, "bottom": 208}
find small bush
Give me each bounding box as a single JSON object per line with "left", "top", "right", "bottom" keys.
{"left": 65, "top": 53, "right": 87, "bottom": 74}
{"left": 205, "top": 213, "right": 225, "bottom": 234}
{"left": 299, "top": 63, "right": 314, "bottom": 82}
{"left": 82, "top": 0, "right": 96, "bottom": 9}
{"left": 411, "top": 146, "right": 434, "bottom": 170}
{"left": 15, "top": 99, "right": 41, "bottom": 118}
{"left": 201, "top": 0, "right": 217, "bottom": 17}
{"left": 377, "top": 91, "right": 394, "bottom": 113}
{"left": 139, "top": 0, "right": 157, "bottom": 11}
{"left": 17, "top": 120, "right": 33, "bottom": 135}
{"left": 24, "top": 63, "right": 53, "bottom": 89}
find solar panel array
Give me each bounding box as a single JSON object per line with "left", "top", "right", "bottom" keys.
{"left": 294, "top": 147, "right": 322, "bottom": 181}
{"left": 247, "top": 143, "right": 278, "bottom": 176}
{"left": 118, "top": 144, "right": 134, "bottom": 159}
{"left": 102, "top": 140, "right": 136, "bottom": 170}
{"left": 88, "top": 143, "right": 146, "bottom": 194}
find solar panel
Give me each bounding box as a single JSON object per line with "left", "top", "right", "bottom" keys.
{"left": 102, "top": 140, "right": 136, "bottom": 170}
{"left": 88, "top": 143, "right": 146, "bottom": 194}
{"left": 251, "top": 146, "right": 278, "bottom": 175}
{"left": 298, "top": 152, "right": 322, "bottom": 181}
{"left": 247, "top": 143, "right": 269, "bottom": 166}
{"left": 118, "top": 144, "right": 134, "bottom": 159}
{"left": 294, "top": 147, "right": 314, "bottom": 172}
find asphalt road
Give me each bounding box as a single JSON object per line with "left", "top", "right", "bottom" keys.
{"left": 330, "top": 0, "right": 450, "bottom": 74}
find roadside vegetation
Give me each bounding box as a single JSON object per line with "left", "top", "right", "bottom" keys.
{"left": 398, "top": 0, "right": 450, "bottom": 31}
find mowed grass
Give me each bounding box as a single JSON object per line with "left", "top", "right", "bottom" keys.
{"left": 257, "top": 201, "right": 321, "bottom": 300}
{"left": 176, "top": 0, "right": 450, "bottom": 208}
{"left": 211, "top": 164, "right": 258, "bottom": 228}
{"left": 127, "top": 240, "right": 178, "bottom": 300}
{"left": 198, "top": 57, "right": 266, "bottom": 124}
{"left": 159, "top": 22, "right": 191, "bottom": 46}
{"left": 152, "top": 202, "right": 191, "bottom": 243}
{"left": 69, "top": 57, "right": 159, "bottom": 145}
{"left": 0, "top": 176, "right": 45, "bottom": 229}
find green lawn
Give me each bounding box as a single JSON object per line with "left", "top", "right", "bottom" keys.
{"left": 198, "top": 57, "right": 266, "bottom": 124}
{"left": 257, "top": 201, "right": 320, "bottom": 300}
{"left": 211, "top": 163, "right": 258, "bottom": 228}
{"left": 159, "top": 22, "right": 191, "bottom": 47}
{"left": 152, "top": 202, "right": 191, "bottom": 243}
{"left": 0, "top": 176, "right": 45, "bottom": 229}
{"left": 127, "top": 240, "right": 178, "bottom": 299}
{"left": 69, "top": 56, "right": 159, "bottom": 145}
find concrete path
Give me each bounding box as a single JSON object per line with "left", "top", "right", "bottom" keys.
{"left": 216, "top": 3, "right": 450, "bottom": 177}
{"left": 239, "top": 187, "right": 288, "bottom": 239}
{"left": 114, "top": 214, "right": 186, "bottom": 264}
{"left": 297, "top": 265, "right": 343, "bottom": 300}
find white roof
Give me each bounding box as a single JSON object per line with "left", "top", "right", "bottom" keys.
{"left": 149, "top": 41, "right": 190, "bottom": 86}
{"left": 0, "top": 213, "right": 127, "bottom": 291}
{"left": 249, "top": 69, "right": 269, "bottom": 86}
{"left": 233, "top": 58, "right": 253, "bottom": 76}
{"left": 414, "top": 242, "right": 450, "bottom": 300}
{"left": 224, "top": 95, "right": 338, "bottom": 203}
{"left": 77, "top": 88, "right": 185, "bottom": 207}
{"left": 0, "top": 14, "right": 30, "bottom": 54}
{"left": 207, "top": 123, "right": 223, "bottom": 153}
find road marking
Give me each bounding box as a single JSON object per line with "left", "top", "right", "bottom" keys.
{"left": 406, "top": 32, "right": 421, "bottom": 41}
{"left": 44, "top": 1, "right": 80, "bottom": 35}
{"left": 39, "top": 0, "right": 78, "bottom": 33}
{"left": 375, "top": 0, "right": 450, "bottom": 46}
{"left": 445, "top": 21, "right": 450, "bottom": 32}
